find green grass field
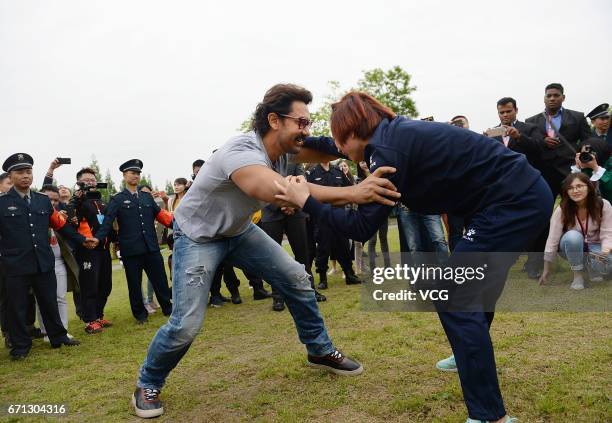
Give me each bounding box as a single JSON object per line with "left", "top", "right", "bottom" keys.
{"left": 0, "top": 225, "right": 610, "bottom": 422}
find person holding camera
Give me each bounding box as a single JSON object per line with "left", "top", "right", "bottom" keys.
{"left": 539, "top": 173, "right": 612, "bottom": 289}
{"left": 68, "top": 167, "right": 115, "bottom": 334}
{"left": 571, "top": 138, "right": 612, "bottom": 203}
{"left": 94, "top": 159, "right": 174, "bottom": 324}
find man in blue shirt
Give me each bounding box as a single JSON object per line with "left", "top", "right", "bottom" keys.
{"left": 276, "top": 92, "right": 553, "bottom": 423}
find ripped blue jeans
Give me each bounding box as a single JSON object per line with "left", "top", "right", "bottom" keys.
{"left": 137, "top": 222, "right": 334, "bottom": 389}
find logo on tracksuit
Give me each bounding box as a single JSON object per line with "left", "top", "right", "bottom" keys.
{"left": 82, "top": 261, "right": 92, "bottom": 270}
{"left": 463, "top": 228, "right": 476, "bottom": 242}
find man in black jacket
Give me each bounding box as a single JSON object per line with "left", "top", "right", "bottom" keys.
{"left": 68, "top": 167, "right": 115, "bottom": 334}
{"left": 307, "top": 162, "right": 361, "bottom": 288}
{"left": 488, "top": 97, "right": 542, "bottom": 166}
{"left": 525, "top": 84, "right": 592, "bottom": 278}
{"left": 489, "top": 97, "right": 547, "bottom": 279}
{"left": 526, "top": 83, "right": 592, "bottom": 198}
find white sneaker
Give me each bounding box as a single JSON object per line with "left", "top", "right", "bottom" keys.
{"left": 570, "top": 279, "right": 585, "bottom": 290}
{"left": 43, "top": 335, "right": 49, "bottom": 343}
{"left": 590, "top": 276, "right": 603, "bottom": 282}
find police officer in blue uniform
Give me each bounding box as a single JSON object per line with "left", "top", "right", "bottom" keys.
{"left": 0, "top": 153, "right": 92, "bottom": 360}
{"left": 586, "top": 103, "right": 610, "bottom": 147}
{"left": 95, "top": 159, "right": 173, "bottom": 323}
{"left": 306, "top": 162, "right": 361, "bottom": 288}
{"left": 277, "top": 92, "right": 552, "bottom": 423}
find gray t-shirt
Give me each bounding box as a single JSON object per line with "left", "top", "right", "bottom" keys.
{"left": 174, "top": 131, "right": 289, "bottom": 242}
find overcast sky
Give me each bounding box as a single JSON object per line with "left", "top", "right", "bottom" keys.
{"left": 1, "top": 0, "right": 611, "bottom": 189}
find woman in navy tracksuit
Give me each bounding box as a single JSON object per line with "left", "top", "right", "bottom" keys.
{"left": 278, "top": 92, "right": 553, "bottom": 423}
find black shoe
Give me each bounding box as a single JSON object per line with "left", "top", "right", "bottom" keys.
{"left": 132, "top": 387, "right": 164, "bottom": 419}
{"left": 527, "top": 268, "right": 541, "bottom": 279}
{"left": 345, "top": 273, "right": 362, "bottom": 285}
{"left": 28, "top": 326, "right": 44, "bottom": 339}
{"left": 219, "top": 294, "right": 231, "bottom": 303}
{"left": 231, "top": 294, "right": 242, "bottom": 304}
{"left": 317, "top": 273, "right": 328, "bottom": 290}
{"left": 253, "top": 287, "right": 272, "bottom": 300}
{"left": 307, "top": 349, "right": 363, "bottom": 376}
{"left": 136, "top": 318, "right": 149, "bottom": 325}
{"left": 51, "top": 337, "right": 81, "bottom": 348}
{"left": 315, "top": 290, "right": 327, "bottom": 302}
{"left": 272, "top": 297, "right": 285, "bottom": 312}
{"left": 209, "top": 296, "right": 224, "bottom": 308}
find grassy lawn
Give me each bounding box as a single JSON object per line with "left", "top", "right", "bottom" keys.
{"left": 0, "top": 224, "right": 610, "bottom": 422}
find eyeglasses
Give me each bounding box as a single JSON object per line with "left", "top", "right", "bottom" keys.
{"left": 568, "top": 184, "right": 588, "bottom": 192}
{"left": 278, "top": 114, "right": 313, "bottom": 130}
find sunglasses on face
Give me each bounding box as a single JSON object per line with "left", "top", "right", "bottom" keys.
{"left": 278, "top": 114, "right": 313, "bottom": 130}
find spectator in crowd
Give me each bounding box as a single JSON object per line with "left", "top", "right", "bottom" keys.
{"left": 307, "top": 161, "right": 362, "bottom": 288}
{"left": 339, "top": 160, "right": 364, "bottom": 273}
{"left": 139, "top": 185, "right": 162, "bottom": 315}
{"left": 489, "top": 97, "right": 546, "bottom": 278}
{"left": 0, "top": 172, "right": 12, "bottom": 193}
{"left": 94, "top": 159, "right": 173, "bottom": 324}
{"left": 1, "top": 153, "right": 89, "bottom": 359}
{"left": 261, "top": 162, "right": 326, "bottom": 312}
{"left": 0, "top": 172, "right": 12, "bottom": 348}
{"left": 58, "top": 186, "right": 72, "bottom": 206}
{"left": 168, "top": 178, "right": 188, "bottom": 212}
{"left": 43, "top": 160, "right": 81, "bottom": 317}
{"left": 540, "top": 173, "right": 612, "bottom": 289}
{"left": 571, "top": 138, "right": 612, "bottom": 202}
{"left": 38, "top": 184, "right": 80, "bottom": 341}
{"left": 526, "top": 83, "right": 592, "bottom": 197}
{"left": 445, "top": 115, "right": 470, "bottom": 252}
{"left": 586, "top": 103, "right": 610, "bottom": 146}
{"left": 358, "top": 161, "right": 392, "bottom": 270}
{"left": 69, "top": 167, "right": 115, "bottom": 334}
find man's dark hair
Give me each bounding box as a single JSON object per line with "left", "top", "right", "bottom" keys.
{"left": 76, "top": 167, "right": 97, "bottom": 180}
{"left": 251, "top": 84, "right": 313, "bottom": 137}
{"left": 450, "top": 115, "right": 468, "bottom": 122}
{"left": 497, "top": 97, "right": 517, "bottom": 109}
{"left": 192, "top": 159, "right": 204, "bottom": 169}
{"left": 545, "top": 83, "right": 564, "bottom": 94}
{"left": 0, "top": 172, "right": 9, "bottom": 182}
{"left": 139, "top": 184, "right": 152, "bottom": 191}
{"left": 40, "top": 184, "right": 59, "bottom": 194}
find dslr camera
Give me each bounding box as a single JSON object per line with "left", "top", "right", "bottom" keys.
{"left": 579, "top": 144, "right": 595, "bottom": 164}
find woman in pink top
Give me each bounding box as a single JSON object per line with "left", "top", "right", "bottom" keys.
{"left": 540, "top": 173, "right": 612, "bottom": 289}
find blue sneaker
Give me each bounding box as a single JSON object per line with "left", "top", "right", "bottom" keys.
{"left": 436, "top": 354, "right": 457, "bottom": 372}
{"left": 466, "top": 416, "right": 517, "bottom": 423}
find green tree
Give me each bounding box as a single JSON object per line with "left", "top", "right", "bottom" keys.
{"left": 165, "top": 180, "right": 174, "bottom": 195}
{"left": 356, "top": 66, "right": 418, "bottom": 117}
{"left": 310, "top": 66, "right": 418, "bottom": 137}
{"left": 101, "top": 169, "right": 118, "bottom": 202}
{"left": 239, "top": 116, "right": 253, "bottom": 133}
{"left": 310, "top": 80, "right": 343, "bottom": 137}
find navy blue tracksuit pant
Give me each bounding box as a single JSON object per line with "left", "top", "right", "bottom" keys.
{"left": 435, "top": 177, "right": 553, "bottom": 420}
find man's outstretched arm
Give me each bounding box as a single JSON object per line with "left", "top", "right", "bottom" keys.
{"left": 231, "top": 165, "right": 400, "bottom": 207}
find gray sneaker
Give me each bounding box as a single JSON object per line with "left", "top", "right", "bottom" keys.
{"left": 132, "top": 387, "right": 163, "bottom": 419}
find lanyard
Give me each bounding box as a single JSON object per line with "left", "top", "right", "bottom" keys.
{"left": 576, "top": 211, "right": 589, "bottom": 251}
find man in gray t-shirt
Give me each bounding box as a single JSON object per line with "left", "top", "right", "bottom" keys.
{"left": 133, "top": 84, "right": 400, "bottom": 419}
{"left": 174, "top": 130, "right": 289, "bottom": 241}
